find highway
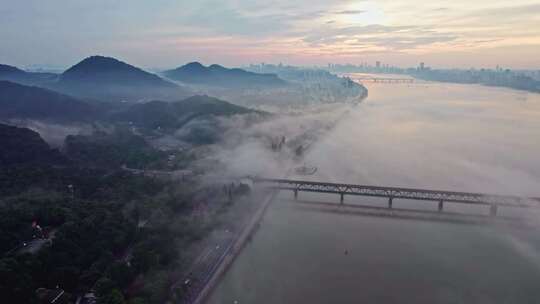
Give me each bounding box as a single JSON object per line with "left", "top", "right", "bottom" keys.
{"left": 180, "top": 231, "right": 236, "bottom": 303}
{"left": 174, "top": 189, "right": 276, "bottom": 304}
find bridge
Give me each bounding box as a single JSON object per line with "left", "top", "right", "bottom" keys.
{"left": 252, "top": 178, "right": 540, "bottom": 217}
{"left": 354, "top": 77, "right": 414, "bottom": 83}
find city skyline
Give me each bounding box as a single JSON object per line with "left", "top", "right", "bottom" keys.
{"left": 2, "top": 0, "right": 540, "bottom": 69}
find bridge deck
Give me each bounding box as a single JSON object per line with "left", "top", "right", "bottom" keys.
{"left": 252, "top": 178, "right": 540, "bottom": 215}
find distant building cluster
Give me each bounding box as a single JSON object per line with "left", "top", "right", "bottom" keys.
{"left": 413, "top": 67, "right": 540, "bottom": 93}
{"left": 326, "top": 61, "right": 417, "bottom": 74}
{"left": 245, "top": 63, "right": 368, "bottom": 104}
{"left": 324, "top": 61, "right": 540, "bottom": 93}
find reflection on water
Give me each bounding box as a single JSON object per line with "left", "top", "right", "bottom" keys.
{"left": 208, "top": 80, "right": 540, "bottom": 304}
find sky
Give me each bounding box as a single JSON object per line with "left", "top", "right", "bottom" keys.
{"left": 1, "top": 0, "right": 540, "bottom": 70}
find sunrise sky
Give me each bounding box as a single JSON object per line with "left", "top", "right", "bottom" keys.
{"left": 1, "top": 0, "right": 540, "bottom": 69}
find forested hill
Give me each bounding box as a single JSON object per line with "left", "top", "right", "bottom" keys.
{"left": 0, "top": 81, "right": 101, "bottom": 122}
{"left": 0, "top": 81, "right": 258, "bottom": 129}
{"left": 0, "top": 123, "right": 66, "bottom": 166}
{"left": 109, "top": 95, "right": 255, "bottom": 130}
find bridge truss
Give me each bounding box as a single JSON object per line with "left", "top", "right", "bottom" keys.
{"left": 252, "top": 178, "right": 540, "bottom": 216}
{"left": 353, "top": 77, "right": 414, "bottom": 83}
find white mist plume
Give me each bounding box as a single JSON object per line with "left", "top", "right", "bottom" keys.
{"left": 3, "top": 119, "right": 94, "bottom": 147}
{"left": 199, "top": 103, "right": 356, "bottom": 179}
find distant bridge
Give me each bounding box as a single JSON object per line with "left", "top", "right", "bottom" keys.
{"left": 252, "top": 178, "right": 540, "bottom": 217}
{"left": 355, "top": 77, "right": 414, "bottom": 83}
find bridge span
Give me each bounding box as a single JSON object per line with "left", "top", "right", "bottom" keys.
{"left": 252, "top": 178, "right": 540, "bottom": 216}
{"left": 354, "top": 77, "right": 414, "bottom": 83}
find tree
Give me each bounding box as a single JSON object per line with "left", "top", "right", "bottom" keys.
{"left": 0, "top": 257, "right": 34, "bottom": 304}
{"left": 95, "top": 277, "right": 115, "bottom": 298}
{"left": 141, "top": 271, "right": 169, "bottom": 304}
{"left": 131, "top": 246, "right": 157, "bottom": 274}
{"left": 128, "top": 297, "right": 148, "bottom": 304}
{"left": 108, "top": 262, "right": 135, "bottom": 289}
{"left": 98, "top": 288, "right": 125, "bottom": 304}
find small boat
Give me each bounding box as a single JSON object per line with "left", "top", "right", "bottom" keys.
{"left": 294, "top": 164, "right": 317, "bottom": 175}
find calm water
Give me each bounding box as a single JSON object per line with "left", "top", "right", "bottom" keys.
{"left": 208, "top": 79, "right": 540, "bottom": 304}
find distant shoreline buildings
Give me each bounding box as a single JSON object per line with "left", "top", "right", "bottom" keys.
{"left": 324, "top": 61, "right": 540, "bottom": 93}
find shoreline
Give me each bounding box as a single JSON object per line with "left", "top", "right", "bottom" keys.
{"left": 344, "top": 72, "right": 540, "bottom": 95}
{"left": 192, "top": 189, "right": 278, "bottom": 304}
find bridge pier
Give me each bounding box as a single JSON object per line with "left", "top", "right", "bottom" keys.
{"left": 490, "top": 204, "right": 498, "bottom": 217}
{"left": 294, "top": 189, "right": 298, "bottom": 200}
{"left": 438, "top": 200, "right": 444, "bottom": 212}
{"left": 340, "top": 193, "right": 344, "bottom": 204}
{"left": 388, "top": 197, "right": 393, "bottom": 209}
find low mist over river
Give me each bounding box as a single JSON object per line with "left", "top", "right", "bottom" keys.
{"left": 208, "top": 77, "right": 540, "bottom": 304}
{"left": 309, "top": 75, "right": 540, "bottom": 195}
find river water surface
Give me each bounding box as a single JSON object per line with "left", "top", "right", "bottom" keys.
{"left": 208, "top": 77, "right": 540, "bottom": 304}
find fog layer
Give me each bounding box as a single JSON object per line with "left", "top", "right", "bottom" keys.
{"left": 208, "top": 78, "right": 540, "bottom": 304}
{"left": 307, "top": 78, "right": 540, "bottom": 196}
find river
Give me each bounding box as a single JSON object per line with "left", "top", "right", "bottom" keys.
{"left": 207, "top": 77, "right": 540, "bottom": 304}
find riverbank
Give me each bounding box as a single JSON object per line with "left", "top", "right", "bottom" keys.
{"left": 192, "top": 189, "right": 277, "bottom": 304}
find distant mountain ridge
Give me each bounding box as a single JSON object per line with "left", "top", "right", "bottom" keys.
{"left": 0, "top": 64, "right": 25, "bottom": 75}
{"left": 163, "top": 62, "right": 287, "bottom": 88}
{"left": 1, "top": 56, "right": 190, "bottom": 102}
{"left": 0, "top": 64, "right": 58, "bottom": 86}
{"left": 60, "top": 56, "right": 174, "bottom": 88}
{"left": 0, "top": 81, "right": 101, "bottom": 122}
{"left": 55, "top": 56, "right": 187, "bottom": 101}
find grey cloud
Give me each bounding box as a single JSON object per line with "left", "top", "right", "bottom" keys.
{"left": 303, "top": 24, "right": 417, "bottom": 45}
{"left": 486, "top": 3, "right": 540, "bottom": 15}
{"left": 334, "top": 10, "right": 366, "bottom": 15}
{"left": 344, "top": 24, "right": 415, "bottom": 34}
{"left": 441, "top": 3, "right": 540, "bottom": 27}
{"left": 361, "top": 35, "right": 458, "bottom": 50}
{"left": 303, "top": 23, "right": 458, "bottom": 51}
{"left": 472, "top": 38, "right": 503, "bottom": 44}
{"left": 284, "top": 10, "right": 328, "bottom": 21}
{"left": 182, "top": 8, "right": 289, "bottom": 36}
{"left": 178, "top": 2, "right": 327, "bottom": 37}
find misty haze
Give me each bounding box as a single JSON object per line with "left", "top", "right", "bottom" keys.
{"left": 1, "top": 2, "right": 540, "bottom": 304}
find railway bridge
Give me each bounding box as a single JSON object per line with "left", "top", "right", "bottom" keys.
{"left": 252, "top": 178, "right": 540, "bottom": 217}
{"left": 356, "top": 77, "right": 414, "bottom": 83}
